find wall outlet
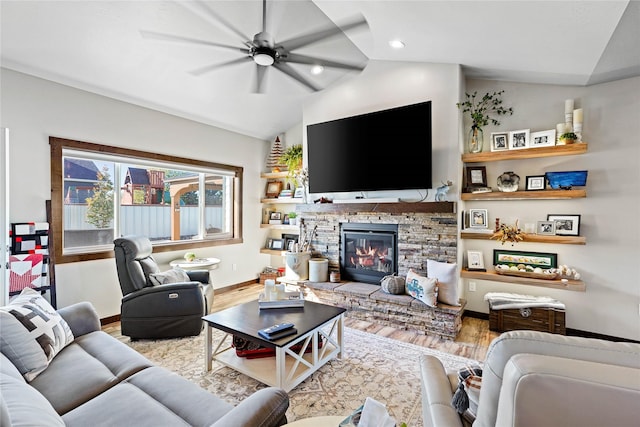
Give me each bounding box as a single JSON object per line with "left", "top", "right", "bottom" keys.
{"left": 469, "top": 281, "right": 477, "bottom": 292}
{"left": 232, "top": 263, "right": 237, "bottom": 271}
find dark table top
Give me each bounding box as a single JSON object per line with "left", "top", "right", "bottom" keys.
{"left": 202, "top": 300, "right": 346, "bottom": 348}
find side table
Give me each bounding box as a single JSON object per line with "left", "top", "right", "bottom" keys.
{"left": 169, "top": 257, "right": 220, "bottom": 270}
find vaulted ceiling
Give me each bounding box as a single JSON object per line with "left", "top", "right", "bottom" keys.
{"left": 2, "top": 1, "right": 638, "bottom": 141}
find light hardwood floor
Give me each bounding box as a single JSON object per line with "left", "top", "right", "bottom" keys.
{"left": 213, "top": 283, "right": 500, "bottom": 361}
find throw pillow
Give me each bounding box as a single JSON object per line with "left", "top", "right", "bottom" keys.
{"left": 380, "top": 275, "right": 405, "bottom": 295}
{"left": 405, "top": 269, "right": 437, "bottom": 307}
{"left": 0, "top": 288, "right": 74, "bottom": 381}
{"left": 149, "top": 268, "right": 190, "bottom": 286}
{"left": 428, "top": 259, "right": 461, "bottom": 306}
{"left": 451, "top": 364, "right": 483, "bottom": 420}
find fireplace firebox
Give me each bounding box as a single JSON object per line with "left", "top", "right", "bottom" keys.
{"left": 340, "top": 223, "right": 398, "bottom": 284}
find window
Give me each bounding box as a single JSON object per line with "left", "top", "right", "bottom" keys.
{"left": 50, "top": 137, "right": 243, "bottom": 263}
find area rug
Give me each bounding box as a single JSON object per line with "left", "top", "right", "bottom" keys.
{"left": 123, "top": 327, "right": 478, "bottom": 425}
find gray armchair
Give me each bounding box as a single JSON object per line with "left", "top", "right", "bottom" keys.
{"left": 113, "top": 235, "right": 214, "bottom": 339}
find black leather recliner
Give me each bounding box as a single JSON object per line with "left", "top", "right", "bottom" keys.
{"left": 113, "top": 236, "right": 214, "bottom": 339}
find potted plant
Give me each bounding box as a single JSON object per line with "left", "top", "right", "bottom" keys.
{"left": 280, "top": 144, "right": 303, "bottom": 177}
{"left": 558, "top": 132, "right": 578, "bottom": 145}
{"left": 457, "top": 91, "right": 513, "bottom": 153}
{"left": 288, "top": 212, "right": 297, "bottom": 226}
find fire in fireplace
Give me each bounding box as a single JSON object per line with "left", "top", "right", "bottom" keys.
{"left": 340, "top": 223, "right": 398, "bottom": 284}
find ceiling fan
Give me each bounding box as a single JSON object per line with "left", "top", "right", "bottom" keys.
{"left": 141, "top": 0, "right": 368, "bottom": 93}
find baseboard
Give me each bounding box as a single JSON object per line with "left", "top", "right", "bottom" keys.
{"left": 101, "top": 314, "right": 120, "bottom": 326}
{"left": 463, "top": 310, "right": 639, "bottom": 344}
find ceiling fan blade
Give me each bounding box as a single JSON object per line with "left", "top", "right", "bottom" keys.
{"left": 278, "top": 16, "right": 368, "bottom": 52}
{"left": 272, "top": 62, "right": 319, "bottom": 91}
{"left": 283, "top": 53, "right": 366, "bottom": 71}
{"left": 254, "top": 64, "right": 268, "bottom": 94}
{"left": 178, "top": 0, "right": 251, "bottom": 45}
{"left": 190, "top": 56, "right": 253, "bottom": 76}
{"left": 140, "top": 30, "right": 249, "bottom": 53}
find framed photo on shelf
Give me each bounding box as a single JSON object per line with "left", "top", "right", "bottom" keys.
{"left": 490, "top": 132, "right": 509, "bottom": 152}
{"left": 469, "top": 208, "right": 488, "bottom": 228}
{"left": 267, "top": 238, "right": 285, "bottom": 250}
{"left": 293, "top": 187, "right": 305, "bottom": 198}
{"left": 526, "top": 175, "right": 546, "bottom": 191}
{"left": 265, "top": 180, "right": 283, "bottom": 198}
{"left": 547, "top": 214, "right": 581, "bottom": 236}
{"left": 466, "top": 166, "right": 487, "bottom": 187}
{"left": 530, "top": 130, "right": 556, "bottom": 148}
{"left": 493, "top": 249, "right": 558, "bottom": 269}
{"left": 508, "top": 129, "right": 530, "bottom": 150}
{"left": 467, "top": 250, "right": 486, "bottom": 271}
{"left": 536, "top": 221, "right": 556, "bottom": 235}
{"left": 283, "top": 234, "right": 298, "bottom": 253}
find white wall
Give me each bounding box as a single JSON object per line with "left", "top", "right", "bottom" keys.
{"left": 460, "top": 77, "right": 640, "bottom": 340}
{"left": 1, "top": 69, "right": 271, "bottom": 318}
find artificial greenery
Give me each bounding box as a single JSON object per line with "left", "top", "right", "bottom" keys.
{"left": 288, "top": 212, "right": 297, "bottom": 219}
{"left": 85, "top": 166, "right": 114, "bottom": 229}
{"left": 457, "top": 90, "right": 513, "bottom": 129}
{"left": 280, "top": 144, "right": 303, "bottom": 178}
{"left": 560, "top": 132, "right": 578, "bottom": 139}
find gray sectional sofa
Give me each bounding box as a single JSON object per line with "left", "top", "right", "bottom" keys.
{"left": 1, "top": 301, "right": 289, "bottom": 427}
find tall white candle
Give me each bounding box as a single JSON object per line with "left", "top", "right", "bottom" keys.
{"left": 573, "top": 108, "right": 583, "bottom": 124}
{"left": 565, "top": 99, "right": 574, "bottom": 114}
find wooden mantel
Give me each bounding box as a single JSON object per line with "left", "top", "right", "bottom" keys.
{"left": 296, "top": 201, "right": 455, "bottom": 214}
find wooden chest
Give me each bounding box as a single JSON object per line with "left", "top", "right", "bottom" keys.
{"left": 489, "top": 307, "right": 566, "bottom": 335}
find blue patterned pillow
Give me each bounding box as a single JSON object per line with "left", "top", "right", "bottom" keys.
{"left": 0, "top": 288, "right": 74, "bottom": 381}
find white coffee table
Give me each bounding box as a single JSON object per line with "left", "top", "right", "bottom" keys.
{"left": 283, "top": 416, "right": 345, "bottom": 426}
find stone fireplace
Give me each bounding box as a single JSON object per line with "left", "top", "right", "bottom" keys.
{"left": 296, "top": 202, "right": 457, "bottom": 282}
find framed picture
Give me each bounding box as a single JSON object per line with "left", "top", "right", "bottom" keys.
{"left": 267, "top": 238, "right": 284, "bottom": 250}
{"left": 536, "top": 221, "right": 556, "bottom": 235}
{"left": 525, "top": 175, "right": 546, "bottom": 191}
{"left": 493, "top": 249, "right": 558, "bottom": 269}
{"left": 547, "top": 214, "right": 581, "bottom": 236}
{"left": 467, "top": 250, "right": 486, "bottom": 271}
{"left": 466, "top": 166, "right": 487, "bottom": 187}
{"left": 269, "top": 211, "right": 282, "bottom": 220}
{"left": 469, "top": 208, "right": 488, "bottom": 228}
{"left": 265, "top": 180, "right": 283, "bottom": 198}
{"left": 293, "top": 187, "right": 305, "bottom": 198}
{"left": 530, "top": 130, "right": 556, "bottom": 148}
{"left": 282, "top": 234, "right": 298, "bottom": 252}
{"left": 490, "top": 132, "right": 509, "bottom": 152}
{"left": 508, "top": 129, "right": 530, "bottom": 150}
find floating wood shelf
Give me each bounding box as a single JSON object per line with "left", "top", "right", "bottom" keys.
{"left": 461, "top": 189, "right": 586, "bottom": 201}
{"left": 260, "top": 224, "right": 300, "bottom": 232}
{"left": 461, "top": 269, "right": 585, "bottom": 292}
{"left": 259, "top": 248, "right": 286, "bottom": 256}
{"left": 460, "top": 232, "right": 586, "bottom": 245}
{"left": 260, "top": 198, "right": 304, "bottom": 204}
{"left": 260, "top": 171, "right": 290, "bottom": 179}
{"left": 462, "top": 143, "right": 588, "bottom": 163}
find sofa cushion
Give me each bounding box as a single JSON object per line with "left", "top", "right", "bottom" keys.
{"left": 1, "top": 373, "right": 65, "bottom": 427}
{"left": 29, "top": 330, "right": 153, "bottom": 415}
{"left": 149, "top": 268, "right": 190, "bottom": 286}
{"left": 0, "top": 288, "right": 74, "bottom": 381}
{"left": 62, "top": 367, "right": 233, "bottom": 427}
{"left": 406, "top": 269, "right": 438, "bottom": 307}
{"left": 428, "top": 259, "right": 461, "bottom": 306}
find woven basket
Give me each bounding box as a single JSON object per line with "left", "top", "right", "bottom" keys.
{"left": 380, "top": 275, "right": 405, "bottom": 295}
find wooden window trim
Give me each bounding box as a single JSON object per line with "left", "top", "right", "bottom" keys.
{"left": 50, "top": 137, "right": 243, "bottom": 264}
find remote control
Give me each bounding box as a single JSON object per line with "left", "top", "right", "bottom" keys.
{"left": 259, "top": 327, "right": 297, "bottom": 341}
{"left": 260, "top": 323, "right": 294, "bottom": 336}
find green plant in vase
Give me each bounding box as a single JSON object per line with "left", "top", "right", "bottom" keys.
{"left": 280, "top": 144, "right": 303, "bottom": 177}
{"left": 457, "top": 90, "right": 513, "bottom": 153}
{"left": 558, "top": 132, "right": 578, "bottom": 145}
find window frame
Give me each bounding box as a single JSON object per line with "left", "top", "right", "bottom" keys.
{"left": 50, "top": 137, "right": 243, "bottom": 264}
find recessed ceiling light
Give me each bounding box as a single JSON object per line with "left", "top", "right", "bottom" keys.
{"left": 389, "top": 40, "right": 405, "bottom": 49}
{"left": 311, "top": 65, "right": 324, "bottom": 75}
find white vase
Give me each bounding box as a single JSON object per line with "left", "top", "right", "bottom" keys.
{"left": 284, "top": 251, "right": 311, "bottom": 280}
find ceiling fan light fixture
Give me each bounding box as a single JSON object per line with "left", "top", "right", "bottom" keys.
{"left": 310, "top": 65, "right": 324, "bottom": 75}
{"left": 389, "top": 39, "right": 405, "bottom": 49}
{"left": 253, "top": 46, "right": 275, "bottom": 66}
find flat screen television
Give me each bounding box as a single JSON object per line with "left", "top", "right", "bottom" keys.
{"left": 306, "top": 101, "right": 432, "bottom": 194}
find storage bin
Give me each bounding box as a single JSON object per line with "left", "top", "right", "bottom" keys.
{"left": 489, "top": 307, "right": 566, "bottom": 335}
